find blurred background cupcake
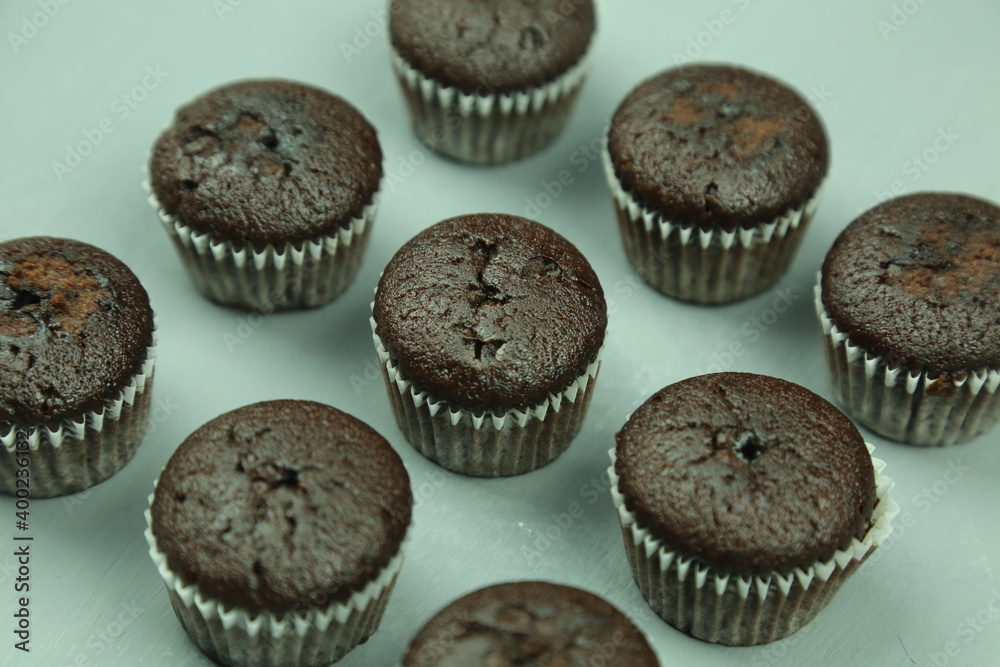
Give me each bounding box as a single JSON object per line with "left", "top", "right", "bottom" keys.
{"left": 147, "top": 79, "right": 383, "bottom": 310}
{"left": 818, "top": 192, "right": 1000, "bottom": 446}
{"left": 605, "top": 64, "right": 829, "bottom": 304}
{"left": 402, "top": 581, "right": 660, "bottom": 665}
{"left": 372, "top": 213, "right": 606, "bottom": 477}
{"left": 388, "top": 0, "right": 596, "bottom": 164}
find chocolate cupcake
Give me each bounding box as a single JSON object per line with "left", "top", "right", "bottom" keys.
{"left": 818, "top": 192, "right": 1000, "bottom": 446}
{"left": 147, "top": 79, "right": 383, "bottom": 310}
{"left": 372, "top": 213, "right": 606, "bottom": 477}
{"left": 0, "top": 237, "right": 156, "bottom": 498}
{"left": 389, "top": 0, "right": 596, "bottom": 164}
{"left": 605, "top": 64, "right": 829, "bottom": 303}
{"left": 402, "top": 581, "right": 659, "bottom": 666}
{"left": 611, "top": 373, "right": 897, "bottom": 645}
{"left": 145, "top": 400, "right": 412, "bottom": 667}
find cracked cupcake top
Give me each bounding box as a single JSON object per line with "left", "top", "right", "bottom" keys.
{"left": 149, "top": 79, "right": 382, "bottom": 250}
{"left": 822, "top": 192, "right": 1000, "bottom": 376}
{"left": 403, "top": 581, "right": 659, "bottom": 666}
{"left": 608, "top": 64, "right": 829, "bottom": 231}
{"left": 150, "top": 400, "right": 412, "bottom": 614}
{"left": 615, "top": 373, "right": 875, "bottom": 574}
{"left": 0, "top": 237, "right": 153, "bottom": 430}
{"left": 389, "top": 0, "right": 595, "bottom": 94}
{"left": 373, "top": 214, "right": 607, "bottom": 413}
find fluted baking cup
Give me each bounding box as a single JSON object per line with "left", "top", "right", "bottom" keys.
{"left": 390, "top": 45, "right": 592, "bottom": 164}
{"left": 0, "top": 323, "right": 157, "bottom": 498}
{"left": 816, "top": 281, "right": 1000, "bottom": 446}
{"left": 608, "top": 444, "right": 897, "bottom": 645}
{"left": 145, "top": 488, "right": 406, "bottom": 667}
{"left": 144, "top": 174, "right": 379, "bottom": 311}
{"left": 603, "top": 145, "right": 821, "bottom": 304}
{"left": 372, "top": 318, "right": 601, "bottom": 477}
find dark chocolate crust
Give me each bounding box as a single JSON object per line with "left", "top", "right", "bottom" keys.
{"left": 608, "top": 64, "right": 829, "bottom": 231}
{"left": 403, "top": 581, "right": 659, "bottom": 666}
{"left": 615, "top": 373, "right": 875, "bottom": 574}
{"left": 373, "top": 214, "right": 607, "bottom": 413}
{"left": 150, "top": 400, "right": 412, "bottom": 614}
{"left": 150, "top": 80, "right": 382, "bottom": 250}
{"left": 0, "top": 237, "right": 154, "bottom": 430}
{"left": 389, "top": 0, "right": 595, "bottom": 94}
{"left": 822, "top": 192, "right": 1000, "bottom": 377}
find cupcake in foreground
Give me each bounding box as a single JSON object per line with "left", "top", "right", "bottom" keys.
{"left": 389, "top": 0, "right": 596, "bottom": 164}
{"left": 402, "top": 581, "right": 659, "bottom": 666}
{"left": 611, "top": 373, "right": 897, "bottom": 645}
{"left": 0, "top": 237, "right": 155, "bottom": 498}
{"left": 818, "top": 192, "right": 1000, "bottom": 446}
{"left": 147, "top": 79, "right": 383, "bottom": 310}
{"left": 372, "top": 213, "right": 606, "bottom": 477}
{"left": 605, "top": 64, "right": 828, "bottom": 303}
{"left": 145, "top": 400, "right": 412, "bottom": 666}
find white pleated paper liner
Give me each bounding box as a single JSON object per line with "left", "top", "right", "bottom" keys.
{"left": 815, "top": 281, "right": 1000, "bottom": 446}
{"left": 144, "top": 487, "right": 407, "bottom": 667}
{"left": 144, "top": 173, "right": 381, "bottom": 311}
{"left": 602, "top": 144, "right": 822, "bottom": 304}
{"left": 372, "top": 317, "right": 602, "bottom": 477}
{"left": 389, "top": 42, "right": 593, "bottom": 164}
{"left": 608, "top": 445, "right": 898, "bottom": 646}
{"left": 0, "top": 322, "right": 157, "bottom": 498}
